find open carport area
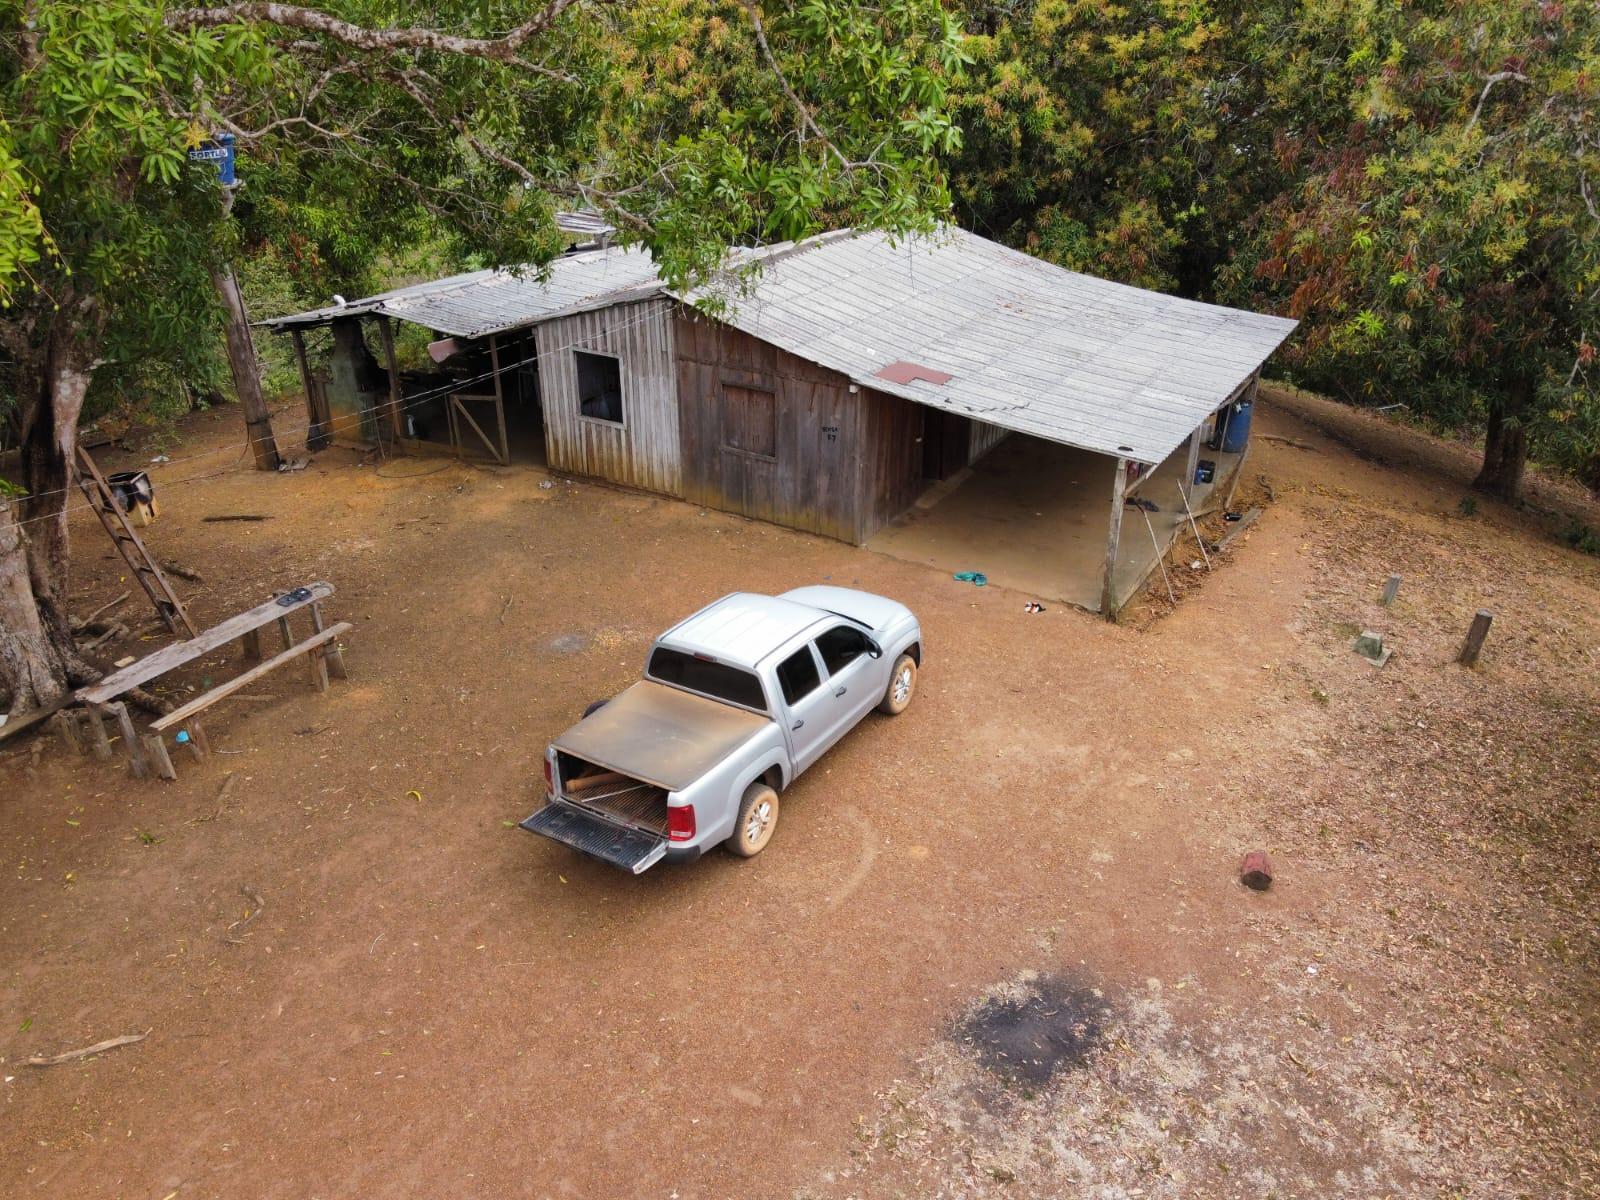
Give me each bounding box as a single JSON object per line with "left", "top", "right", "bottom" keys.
{"left": 869, "top": 420, "right": 1248, "bottom": 612}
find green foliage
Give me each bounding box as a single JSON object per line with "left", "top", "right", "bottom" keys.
{"left": 1220, "top": 0, "right": 1600, "bottom": 488}
{"left": 0, "top": 0, "right": 964, "bottom": 435}
{"left": 945, "top": 0, "right": 1257, "bottom": 292}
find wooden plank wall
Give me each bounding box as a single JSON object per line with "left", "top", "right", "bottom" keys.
{"left": 674, "top": 309, "right": 866, "bottom": 543}
{"left": 969, "top": 418, "right": 1010, "bottom": 465}
{"left": 856, "top": 389, "right": 927, "bottom": 542}
{"left": 536, "top": 299, "right": 682, "bottom": 497}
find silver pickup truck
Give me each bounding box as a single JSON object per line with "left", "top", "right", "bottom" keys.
{"left": 520, "top": 586, "right": 922, "bottom": 873}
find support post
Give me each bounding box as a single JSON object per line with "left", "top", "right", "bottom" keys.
{"left": 1101, "top": 457, "right": 1128, "bottom": 618}
{"left": 292, "top": 329, "right": 330, "bottom": 451}
{"left": 106, "top": 703, "right": 148, "bottom": 779}
{"left": 212, "top": 188, "right": 280, "bottom": 471}
{"left": 1459, "top": 609, "right": 1494, "bottom": 667}
{"left": 489, "top": 334, "right": 511, "bottom": 465}
{"left": 82, "top": 707, "right": 113, "bottom": 760}
{"left": 1182, "top": 426, "right": 1202, "bottom": 503}
{"left": 377, "top": 317, "right": 405, "bottom": 445}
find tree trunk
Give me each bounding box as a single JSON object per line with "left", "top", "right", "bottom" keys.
{"left": 212, "top": 260, "right": 282, "bottom": 472}
{"left": 1473, "top": 380, "right": 1532, "bottom": 501}
{"left": 0, "top": 304, "right": 104, "bottom": 716}
{"left": 0, "top": 498, "right": 64, "bottom": 716}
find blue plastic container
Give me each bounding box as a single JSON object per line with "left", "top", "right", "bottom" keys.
{"left": 1213, "top": 398, "right": 1254, "bottom": 453}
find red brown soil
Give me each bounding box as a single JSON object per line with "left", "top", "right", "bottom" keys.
{"left": 2, "top": 391, "right": 1596, "bottom": 1198}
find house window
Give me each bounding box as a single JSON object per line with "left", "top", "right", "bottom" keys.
{"left": 722, "top": 385, "right": 777, "bottom": 459}
{"left": 575, "top": 350, "right": 624, "bottom": 425}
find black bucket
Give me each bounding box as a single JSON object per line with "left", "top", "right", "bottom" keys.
{"left": 106, "top": 471, "right": 156, "bottom": 519}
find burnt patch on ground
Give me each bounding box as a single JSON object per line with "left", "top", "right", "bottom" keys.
{"left": 953, "top": 971, "right": 1111, "bottom": 1086}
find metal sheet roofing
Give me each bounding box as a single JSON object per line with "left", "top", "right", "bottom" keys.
{"left": 255, "top": 245, "right": 663, "bottom": 339}
{"left": 259, "top": 225, "right": 1296, "bottom": 466}
{"left": 681, "top": 228, "right": 1297, "bottom": 465}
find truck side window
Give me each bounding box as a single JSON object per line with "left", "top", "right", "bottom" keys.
{"left": 775, "top": 647, "right": 821, "bottom": 705}
{"left": 815, "top": 625, "right": 869, "bottom": 675}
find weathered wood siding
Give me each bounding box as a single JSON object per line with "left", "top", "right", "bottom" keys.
{"left": 969, "top": 418, "right": 1009, "bottom": 464}
{"left": 674, "top": 310, "right": 867, "bottom": 543}
{"left": 856, "top": 389, "right": 927, "bottom": 542}
{"left": 537, "top": 299, "right": 682, "bottom": 496}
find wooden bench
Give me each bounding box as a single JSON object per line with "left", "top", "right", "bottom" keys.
{"left": 71, "top": 581, "right": 351, "bottom": 780}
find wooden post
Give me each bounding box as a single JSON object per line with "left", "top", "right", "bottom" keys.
{"left": 82, "top": 707, "right": 113, "bottom": 760}
{"left": 1459, "top": 609, "right": 1494, "bottom": 666}
{"left": 1100, "top": 457, "right": 1128, "bottom": 618}
{"left": 143, "top": 734, "right": 178, "bottom": 781}
{"left": 1182, "top": 426, "right": 1202, "bottom": 502}
{"left": 291, "top": 329, "right": 330, "bottom": 450}
{"left": 1381, "top": 574, "right": 1402, "bottom": 605}
{"left": 106, "top": 702, "right": 147, "bottom": 779}
{"left": 310, "top": 600, "right": 348, "bottom": 679}
{"left": 51, "top": 711, "right": 82, "bottom": 755}
{"left": 377, "top": 317, "right": 405, "bottom": 446}
{"left": 309, "top": 645, "right": 330, "bottom": 693}
{"left": 489, "top": 334, "right": 511, "bottom": 465}
{"left": 241, "top": 627, "right": 263, "bottom": 662}
{"left": 211, "top": 190, "right": 280, "bottom": 471}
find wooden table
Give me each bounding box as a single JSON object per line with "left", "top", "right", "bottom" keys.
{"left": 73, "top": 581, "right": 351, "bottom": 779}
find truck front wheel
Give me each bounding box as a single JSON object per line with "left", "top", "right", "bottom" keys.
{"left": 727, "top": 782, "right": 780, "bottom": 858}
{"left": 877, "top": 653, "right": 917, "bottom": 715}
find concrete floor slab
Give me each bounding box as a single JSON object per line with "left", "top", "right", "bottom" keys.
{"left": 867, "top": 434, "right": 1242, "bottom": 613}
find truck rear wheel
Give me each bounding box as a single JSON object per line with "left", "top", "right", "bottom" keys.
{"left": 878, "top": 653, "right": 917, "bottom": 715}
{"left": 727, "top": 782, "right": 779, "bottom": 858}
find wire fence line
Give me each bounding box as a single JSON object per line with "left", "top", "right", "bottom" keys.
{"left": 1, "top": 299, "right": 673, "bottom": 530}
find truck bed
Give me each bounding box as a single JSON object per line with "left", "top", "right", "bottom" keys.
{"left": 562, "top": 775, "right": 669, "bottom": 836}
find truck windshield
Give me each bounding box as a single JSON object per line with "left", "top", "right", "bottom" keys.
{"left": 648, "top": 647, "right": 767, "bottom": 712}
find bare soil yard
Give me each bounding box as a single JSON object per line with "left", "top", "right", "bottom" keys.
{"left": 2, "top": 391, "right": 1596, "bottom": 1198}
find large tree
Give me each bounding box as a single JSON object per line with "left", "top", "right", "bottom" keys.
{"left": 0, "top": 0, "right": 964, "bottom": 716}
{"left": 1220, "top": 0, "right": 1600, "bottom": 499}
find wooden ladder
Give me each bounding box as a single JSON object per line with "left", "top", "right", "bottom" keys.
{"left": 74, "top": 446, "right": 196, "bottom": 638}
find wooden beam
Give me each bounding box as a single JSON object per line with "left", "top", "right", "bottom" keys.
{"left": 1101, "top": 457, "right": 1128, "bottom": 618}
{"left": 291, "top": 329, "right": 330, "bottom": 450}
{"left": 1182, "top": 425, "right": 1202, "bottom": 503}
{"left": 152, "top": 623, "right": 352, "bottom": 733}
{"left": 77, "top": 583, "right": 334, "bottom": 705}
{"left": 489, "top": 334, "right": 511, "bottom": 465}
{"left": 377, "top": 317, "right": 405, "bottom": 446}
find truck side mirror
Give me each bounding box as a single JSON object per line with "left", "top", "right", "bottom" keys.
{"left": 866, "top": 638, "right": 883, "bottom": 659}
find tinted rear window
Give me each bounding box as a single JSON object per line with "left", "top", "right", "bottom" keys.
{"left": 775, "top": 647, "right": 821, "bottom": 705}
{"left": 648, "top": 647, "right": 766, "bottom": 711}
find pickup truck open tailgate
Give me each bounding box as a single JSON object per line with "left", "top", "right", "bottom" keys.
{"left": 520, "top": 800, "right": 668, "bottom": 874}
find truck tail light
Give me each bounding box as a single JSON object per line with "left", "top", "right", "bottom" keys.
{"left": 667, "top": 804, "right": 695, "bottom": 842}
{"left": 543, "top": 756, "right": 553, "bottom": 796}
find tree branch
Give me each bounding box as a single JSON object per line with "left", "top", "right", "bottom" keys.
{"left": 1465, "top": 70, "right": 1530, "bottom": 133}
{"left": 165, "top": 0, "right": 604, "bottom": 62}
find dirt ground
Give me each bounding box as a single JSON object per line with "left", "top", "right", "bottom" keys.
{"left": 2, "top": 389, "right": 1597, "bottom": 1199}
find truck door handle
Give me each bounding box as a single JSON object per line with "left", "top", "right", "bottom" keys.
{"left": 834, "top": 686, "right": 847, "bottom": 697}
{"left": 793, "top": 719, "right": 805, "bottom": 730}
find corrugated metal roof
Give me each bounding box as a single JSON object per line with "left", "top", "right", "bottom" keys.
{"left": 679, "top": 228, "right": 1297, "bottom": 465}
{"left": 259, "top": 225, "right": 1295, "bottom": 465}
{"left": 255, "top": 245, "right": 663, "bottom": 338}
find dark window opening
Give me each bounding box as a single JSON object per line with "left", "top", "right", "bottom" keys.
{"left": 576, "top": 350, "right": 624, "bottom": 424}
{"left": 722, "top": 385, "right": 777, "bottom": 459}
{"left": 775, "top": 647, "right": 822, "bottom": 705}
{"left": 815, "top": 624, "right": 870, "bottom": 675}
{"left": 647, "top": 647, "right": 765, "bottom": 711}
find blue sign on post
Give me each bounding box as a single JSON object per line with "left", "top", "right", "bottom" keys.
{"left": 187, "top": 133, "right": 236, "bottom": 186}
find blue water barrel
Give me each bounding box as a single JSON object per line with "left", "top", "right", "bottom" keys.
{"left": 1214, "top": 398, "right": 1253, "bottom": 453}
